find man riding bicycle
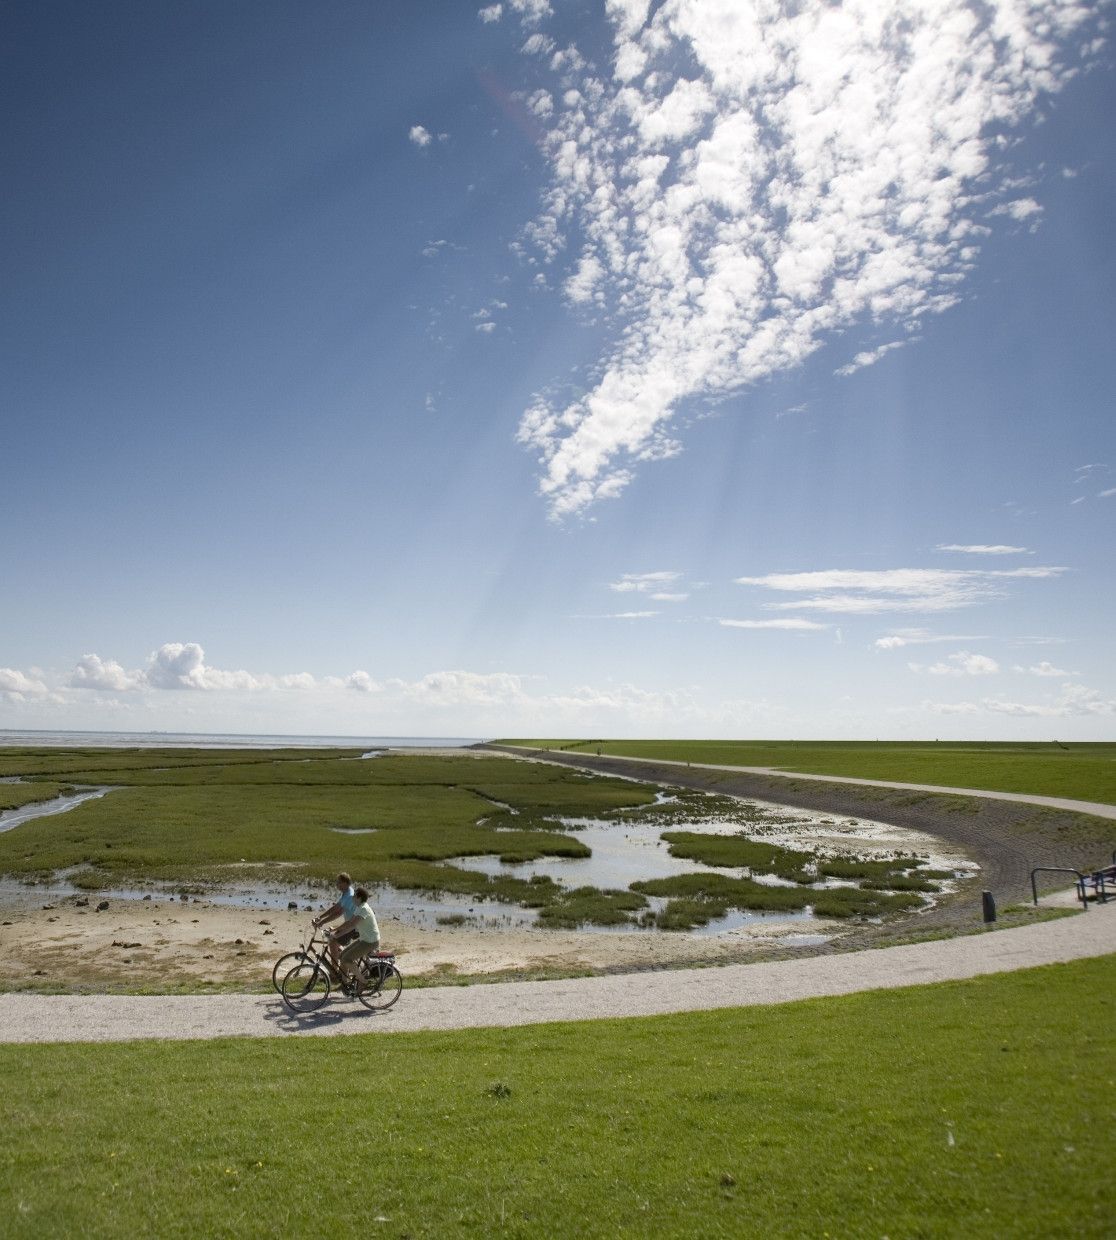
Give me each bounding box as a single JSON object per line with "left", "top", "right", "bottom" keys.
{"left": 313, "top": 872, "right": 360, "bottom": 976}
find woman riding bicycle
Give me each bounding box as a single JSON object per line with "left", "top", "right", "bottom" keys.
{"left": 329, "top": 886, "right": 381, "bottom": 984}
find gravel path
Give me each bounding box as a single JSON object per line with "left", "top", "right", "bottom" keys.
{"left": 1, "top": 905, "right": 1112, "bottom": 1044}
{"left": 490, "top": 745, "right": 1116, "bottom": 818}
{"left": 574, "top": 758, "right": 1116, "bottom": 819}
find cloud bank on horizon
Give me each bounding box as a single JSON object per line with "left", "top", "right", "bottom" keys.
{"left": 512, "top": 0, "right": 1105, "bottom": 517}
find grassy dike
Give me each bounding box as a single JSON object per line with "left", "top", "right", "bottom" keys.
{"left": 499, "top": 740, "right": 1116, "bottom": 805}
{"left": 2, "top": 956, "right": 1113, "bottom": 1238}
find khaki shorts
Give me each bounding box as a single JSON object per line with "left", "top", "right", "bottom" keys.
{"left": 341, "top": 938, "right": 379, "bottom": 969}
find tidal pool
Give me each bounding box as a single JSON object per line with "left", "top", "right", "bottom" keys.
{"left": 0, "top": 783, "right": 975, "bottom": 937}
{"left": 0, "top": 786, "right": 116, "bottom": 834}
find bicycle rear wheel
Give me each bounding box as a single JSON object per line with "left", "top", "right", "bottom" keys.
{"left": 280, "top": 961, "right": 331, "bottom": 1011}
{"left": 356, "top": 960, "right": 402, "bottom": 1011}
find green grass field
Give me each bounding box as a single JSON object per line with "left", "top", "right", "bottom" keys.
{"left": 499, "top": 739, "right": 1116, "bottom": 805}
{"left": 0, "top": 751, "right": 653, "bottom": 912}
{"left": 0, "top": 748, "right": 960, "bottom": 929}
{"left": 1, "top": 956, "right": 1112, "bottom": 1238}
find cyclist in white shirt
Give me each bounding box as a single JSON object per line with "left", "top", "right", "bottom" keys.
{"left": 332, "top": 886, "right": 381, "bottom": 985}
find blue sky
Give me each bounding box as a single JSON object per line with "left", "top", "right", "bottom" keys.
{"left": 2, "top": 0, "right": 1114, "bottom": 739}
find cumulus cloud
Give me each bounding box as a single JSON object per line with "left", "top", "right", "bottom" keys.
{"left": 409, "top": 125, "right": 433, "bottom": 147}
{"left": 736, "top": 566, "right": 1066, "bottom": 614}
{"left": 515, "top": 0, "right": 1102, "bottom": 515}
{"left": 478, "top": 3, "right": 503, "bottom": 21}
{"left": 67, "top": 644, "right": 320, "bottom": 693}
{"left": 719, "top": 618, "right": 828, "bottom": 631}
{"left": 346, "top": 671, "right": 378, "bottom": 693}
{"left": 935, "top": 544, "right": 1031, "bottom": 555}
{"left": 68, "top": 654, "right": 143, "bottom": 692}
{"left": 0, "top": 668, "right": 49, "bottom": 699}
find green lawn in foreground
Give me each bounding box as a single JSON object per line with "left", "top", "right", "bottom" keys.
{"left": 1, "top": 955, "right": 1112, "bottom": 1238}
{"left": 501, "top": 739, "right": 1116, "bottom": 805}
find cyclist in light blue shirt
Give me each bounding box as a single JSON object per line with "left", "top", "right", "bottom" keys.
{"left": 313, "top": 871, "right": 360, "bottom": 976}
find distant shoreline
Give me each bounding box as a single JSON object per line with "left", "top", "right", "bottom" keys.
{"left": 0, "top": 729, "right": 488, "bottom": 750}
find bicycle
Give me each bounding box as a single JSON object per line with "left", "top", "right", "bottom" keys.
{"left": 278, "top": 930, "right": 402, "bottom": 1013}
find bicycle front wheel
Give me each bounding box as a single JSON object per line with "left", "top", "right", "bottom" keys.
{"left": 280, "top": 961, "right": 331, "bottom": 1011}
{"left": 357, "top": 961, "right": 402, "bottom": 1011}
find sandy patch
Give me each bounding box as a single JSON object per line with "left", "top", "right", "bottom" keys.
{"left": 0, "top": 894, "right": 846, "bottom": 991}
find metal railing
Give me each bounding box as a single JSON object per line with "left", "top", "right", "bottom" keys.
{"left": 1030, "top": 867, "right": 1087, "bottom": 909}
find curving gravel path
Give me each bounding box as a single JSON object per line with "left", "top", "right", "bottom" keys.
{"left": 1, "top": 904, "right": 1112, "bottom": 1044}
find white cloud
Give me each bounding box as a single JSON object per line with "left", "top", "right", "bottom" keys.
{"left": 66, "top": 643, "right": 322, "bottom": 693}
{"left": 565, "top": 253, "right": 606, "bottom": 304}
{"left": 610, "top": 571, "right": 681, "bottom": 593}
{"left": 509, "top": 0, "right": 551, "bottom": 23}
{"left": 835, "top": 340, "right": 907, "bottom": 377}
{"left": 736, "top": 566, "right": 1066, "bottom": 614}
{"left": 1099, "top": 488, "right": 1116, "bottom": 499}
{"left": 914, "top": 651, "right": 1000, "bottom": 676}
{"left": 650, "top": 591, "right": 689, "bottom": 602}
{"left": 1014, "top": 661, "right": 1075, "bottom": 677}
{"left": 989, "top": 197, "right": 1043, "bottom": 222}
{"left": 0, "top": 668, "right": 49, "bottom": 699}
{"left": 478, "top": 3, "right": 503, "bottom": 22}
{"left": 409, "top": 125, "right": 433, "bottom": 147}
{"left": 402, "top": 670, "right": 528, "bottom": 707}
{"left": 516, "top": 0, "right": 1102, "bottom": 515}
{"left": 575, "top": 610, "right": 659, "bottom": 619}
{"left": 924, "top": 683, "right": 1116, "bottom": 718}
{"left": 521, "top": 32, "right": 555, "bottom": 55}
{"left": 719, "top": 618, "right": 828, "bottom": 631}
{"left": 874, "top": 629, "right": 989, "bottom": 650}
{"left": 68, "top": 654, "right": 144, "bottom": 692}
{"left": 145, "top": 643, "right": 234, "bottom": 690}
{"left": 935, "top": 544, "right": 1031, "bottom": 555}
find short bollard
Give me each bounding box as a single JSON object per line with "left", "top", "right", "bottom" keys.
{"left": 982, "top": 890, "right": 997, "bottom": 923}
